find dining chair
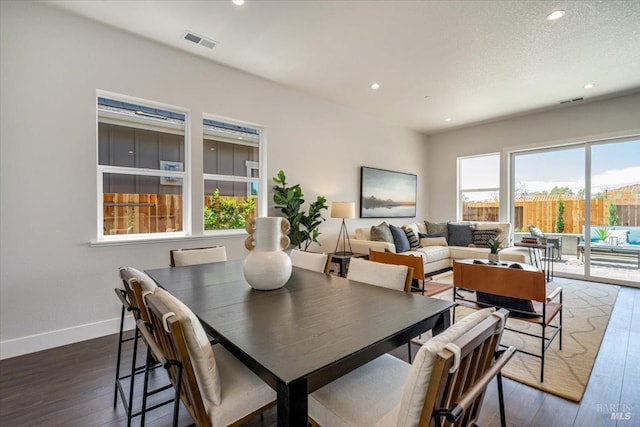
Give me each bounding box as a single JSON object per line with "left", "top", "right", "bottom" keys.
{"left": 290, "top": 249, "right": 331, "bottom": 273}
{"left": 308, "top": 308, "right": 515, "bottom": 427}
{"left": 138, "top": 287, "right": 276, "bottom": 427}
{"left": 169, "top": 246, "right": 227, "bottom": 267}
{"left": 347, "top": 258, "right": 414, "bottom": 361}
{"left": 113, "top": 266, "right": 160, "bottom": 427}
{"left": 346, "top": 257, "right": 413, "bottom": 292}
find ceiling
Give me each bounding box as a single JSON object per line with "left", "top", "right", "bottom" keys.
{"left": 48, "top": 0, "right": 640, "bottom": 135}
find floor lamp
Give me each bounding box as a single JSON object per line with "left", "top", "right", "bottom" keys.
{"left": 332, "top": 202, "right": 355, "bottom": 255}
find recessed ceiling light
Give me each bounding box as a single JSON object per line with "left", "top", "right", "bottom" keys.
{"left": 370, "top": 83, "right": 380, "bottom": 90}
{"left": 584, "top": 83, "right": 595, "bottom": 89}
{"left": 546, "top": 10, "right": 565, "bottom": 21}
{"left": 444, "top": 117, "right": 452, "bottom": 122}
{"left": 128, "top": 150, "right": 134, "bottom": 154}
{"left": 232, "top": 0, "right": 245, "bottom": 5}
{"left": 210, "top": 147, "right": 215, "bottom": 151}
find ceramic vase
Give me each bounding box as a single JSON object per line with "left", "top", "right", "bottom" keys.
{"left": 488, "top": 252, "right": 500, "bottom": 263}
{"left": 243, "top": 217, "right": 292, "bottom": 291}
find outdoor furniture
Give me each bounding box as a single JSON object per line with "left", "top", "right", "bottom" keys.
{"left": 453, "top": 259, "right": 562, "bottom": 382}
{"left": 145, "top": 260, "right": 454, "bottom": 426}
{"left": 308, "top": 308, "right": 515, "bottom": 427}
{"left": 577, "top": 242, "right": 640, "bottom": 268}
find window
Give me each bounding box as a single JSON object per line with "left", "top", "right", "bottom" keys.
{"left": 97, "top": 95, "right": 188, "bottom": 239}
{"left": 203, "top": 117, "right": 261, "bottom": 231}
{"left": 458, "top": 153, "right": 500, "bottom": 221}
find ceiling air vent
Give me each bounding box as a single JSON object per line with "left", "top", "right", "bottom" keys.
{"left": 183, "top": 31, "right": 218, "bottom": 50}
{"left": 559, "top": 97, "right": 584, "bottom": 105}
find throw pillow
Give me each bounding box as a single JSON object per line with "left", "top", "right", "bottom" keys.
{"left": 476, "top": 292, "right": 538, "bottom": 318}
{"left": 402, "top": 226, "right": 421, "bottom": 250}
{"left": 389, "top": 224, "right": 411, "bottom": 253}
{"left": 472, "top": 229, "right": 500, "bottom": 248}
{"left": 425, "top": 221, "right": 448, "bottom": 239}
{"left": 447, "top": 223, "right": 475, "bottom": 247}
{"left": 528, "top": 224, "right": 544, "bottom": 238}
{"left": 420, "top": 237, "right": 448, "bottom": 247}
{"left": 370, "top": 222, "right": 394, "bottom": 243}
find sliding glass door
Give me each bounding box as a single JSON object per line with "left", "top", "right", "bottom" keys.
{"left": 511, "top": 138, "right": 639, "bottom": 285}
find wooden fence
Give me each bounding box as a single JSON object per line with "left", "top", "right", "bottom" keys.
{"left": 103, "top": 193, "right": 256, "bottom": 235}
{"left": 464, "top": 199, "right": 639, "bottom": 234}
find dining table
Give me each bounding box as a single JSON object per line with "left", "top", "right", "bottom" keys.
{"left": 146, "top": 259, "right": 455, "bottom": 427}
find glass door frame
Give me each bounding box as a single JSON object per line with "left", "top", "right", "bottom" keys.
{"left": 507, "top": 135, "right": 639, "bottom": 287}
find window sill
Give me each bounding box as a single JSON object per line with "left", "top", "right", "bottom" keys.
{"left": 90, "top": 230, "right": 247, "bottom": 247}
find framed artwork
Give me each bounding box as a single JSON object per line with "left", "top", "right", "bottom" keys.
{"left": 160, "top": 160, "right": 183, "bottom": 186}
{"left": 360, "top": 166, "right": 417, "bottom": 218}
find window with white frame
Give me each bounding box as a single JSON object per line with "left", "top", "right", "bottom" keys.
{"left": 97, "top": 95, "right": 188, "bottom": 239}
{"left": 203, "top": 117, "right": 261, "bottom": 231}
{"left": 458, "top": 153, "right": 500, "bottom": 221}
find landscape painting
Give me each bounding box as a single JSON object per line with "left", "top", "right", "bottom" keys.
{"left": 360, "top": 167, "right": 417, "bottom": 218}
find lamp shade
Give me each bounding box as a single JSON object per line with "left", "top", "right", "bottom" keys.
{"left": 331, "top": 202, "right": 356, "bottom": 219}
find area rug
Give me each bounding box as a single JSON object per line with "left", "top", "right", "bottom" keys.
{"left": 427, "top": 272, "right": 619, "bottom": 402}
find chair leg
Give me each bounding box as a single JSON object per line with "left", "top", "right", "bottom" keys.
{"left": 540, "top": 324, "right": 545, "bottom": 383}
{"left": 114, "top": 303, "right": 126, "bottom": 408}
{"left": 497, "top": 372, "right": 507, "bottom": 427}
{"left": 140, "top": 346, "right": 152, "bottom": 427}
{"left": 126, "top": 326, "right": 140, "bottom": 427}
{"left": 407, "top": 342, "right": 412, "bottom": 364}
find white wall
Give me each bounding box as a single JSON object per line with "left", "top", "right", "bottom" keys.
{"left": 0, "top": 2, "right": 429, "bottom": 359}
{"left": 427, "top": 93, "right": 640, "bottom": 222}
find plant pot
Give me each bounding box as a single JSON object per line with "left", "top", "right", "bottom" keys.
{"left": 488, "top": 253, "right": 500, "bottom": 263}
{"left": 243, "top": 217, "right": 293, "bottom": 291}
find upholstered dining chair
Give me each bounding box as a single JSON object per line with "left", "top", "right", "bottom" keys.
{"left": 347, "top": 258, "right": 414, "bottom": 361}
{"left": 138, "top": 288, "right": 276, "bottom": 427}
{"left": 290, "top": 249, "right": 331, "bottom": 273}
{"left": 114, "top": 266, "right": 161, "bottom": 426}
{"left": 308, "top": 308, "right": 514, "bottom": 427}
{"left": 346, "top": 257, "right": 413, "bottom": 292}
{"left": 169, "top": 246, "right": 227, "bottom": 267}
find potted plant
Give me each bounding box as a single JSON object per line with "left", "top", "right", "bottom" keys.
{"left": 272, "top": 170, "right": 328, "bottom": 251}
{"left": 487, "top": 238, "right": 502, "bottom": 263}
{"left": 594, "top": 227, "right": 610, "bottom": 243}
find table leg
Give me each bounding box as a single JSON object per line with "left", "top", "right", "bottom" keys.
{"left": 339, "top": 258, "right": 348, "bottom": 277}
{"left": 277, "top": 378, "right": 307, "bottom": 427}
{"left": 432, "top": 310, "right": 451, "bottom": 336}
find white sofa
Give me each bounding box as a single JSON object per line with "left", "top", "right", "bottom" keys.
{"left": 350, "top": 221, "right": 532, "bottom": 276}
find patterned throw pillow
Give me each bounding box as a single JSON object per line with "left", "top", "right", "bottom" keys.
{"left": 389, "top": 224, "right": 411, "bottom": 253}
{"left": 402, "top": 226, "right": 421, "bottom": 250}
{"left": 472, "top": 229, "right": 500, "bottom": 248}
{"left": 447, "top": 223, "right": 475, "bottom": 247}
{"left": 370, "top": 222, "right": 394, "bottom": 243}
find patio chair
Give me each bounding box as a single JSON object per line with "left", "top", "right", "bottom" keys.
{"left": 139, "top": 288, "right": 276, "bottom": 427}
{"left": 308, "top": 308, "right": 515, "bottom": 427}
{"left": 169, "top": 246, "right": 227, "bottom": 267}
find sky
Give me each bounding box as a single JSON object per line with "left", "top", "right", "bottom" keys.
{"left": 461, "top": 140, "right": 639, "bottom": 199}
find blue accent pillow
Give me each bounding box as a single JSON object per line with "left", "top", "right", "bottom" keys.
{"left": 628, "top": 228, "right": 640, "bottom": 245}
{"left": 389, "top": 224, "right": 411, "bottom": 253}
{"left": 447, "top": 223, "right": 475, "bottom": 247}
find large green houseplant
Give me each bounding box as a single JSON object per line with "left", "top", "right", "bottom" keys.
{"left": 272, "top": 170, "right": 328, "bottom": 251}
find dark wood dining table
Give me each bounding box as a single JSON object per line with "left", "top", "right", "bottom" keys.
{"left": 146, "top": 259, "right": 454, "bottom": 427}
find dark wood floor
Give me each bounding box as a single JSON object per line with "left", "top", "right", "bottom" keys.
{"left": 1, "top": 285, "right": 637, "bottom": 427}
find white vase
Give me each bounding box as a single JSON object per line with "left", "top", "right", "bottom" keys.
{"left": 243, "top": 217, "right": 292, "bottom": 291}
{"left": 488, "top": 253, "right": 500, "bottom": 263}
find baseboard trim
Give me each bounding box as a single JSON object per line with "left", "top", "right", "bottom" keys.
{"left": 0, "top": 316, "right": 135, "bottom": 360}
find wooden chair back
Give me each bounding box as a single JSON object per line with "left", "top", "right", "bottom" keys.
{"left": 170, "top": 246, "right": 227, "bottom": 267}
{"left": 117, "top": 268, "right": 141, "bottom": 321}
{"left": 453, "top": 261, "right": 546, "bottom": 302}
{"left": 369, "top": 250, "right": 424, "bottom": 282}
{"left": 143, "top": 292, "right": 211, "bottom": 427}
{"left": 422, "top": 309, "right": 514, "bottom": 427}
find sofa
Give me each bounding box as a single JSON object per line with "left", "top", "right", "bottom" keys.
{"left": 350, "top": 220, "right": 532, "bottom": 276}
